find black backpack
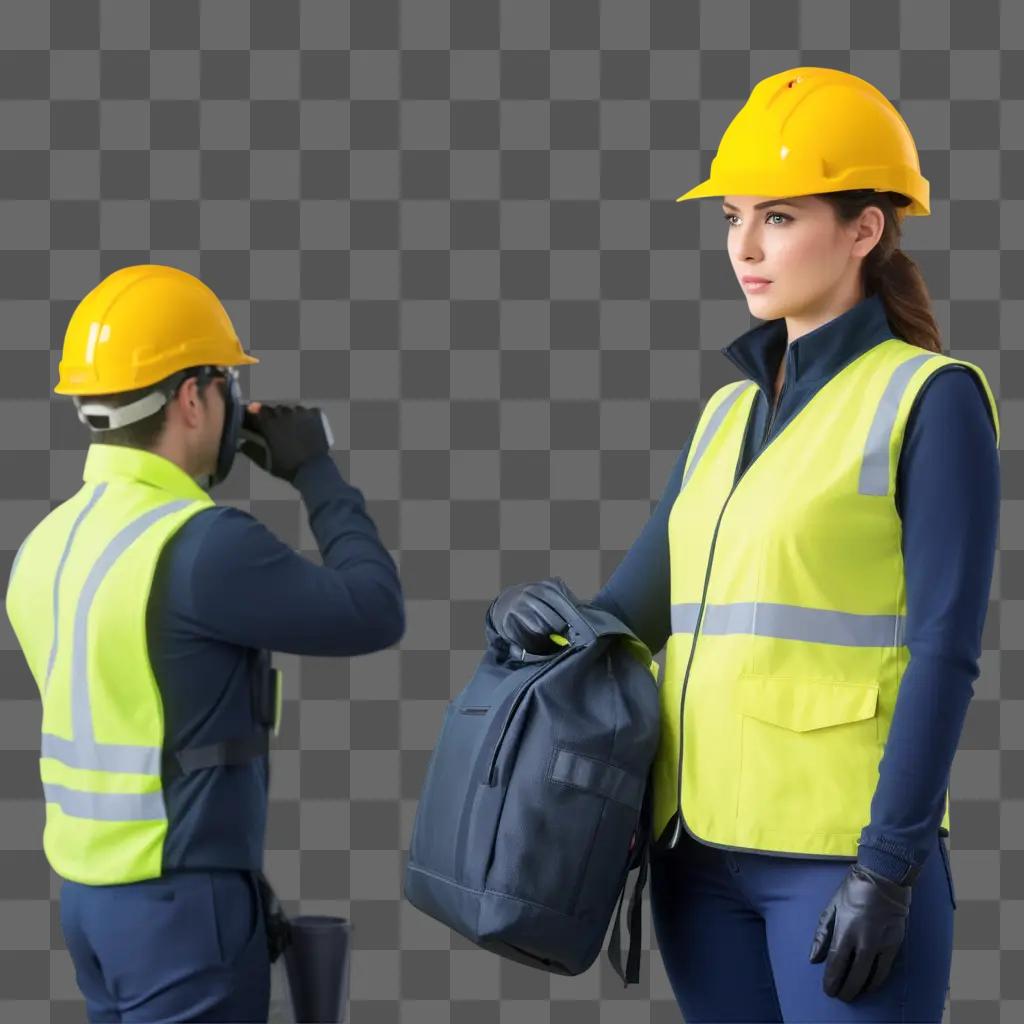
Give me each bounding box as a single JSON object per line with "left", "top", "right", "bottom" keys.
{"left": 404, "top": 589, "right": 661, "bottom": 985}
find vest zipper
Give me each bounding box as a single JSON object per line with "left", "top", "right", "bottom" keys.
{"left": 662, "top": 369, "right": 790, "bottom": 850}
{"left": 763, "top": 373, "right": 788, "bottom": 446}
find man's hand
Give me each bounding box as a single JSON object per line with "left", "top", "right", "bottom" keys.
{"left": 237, "top": 402, "right": 334, "bottom": 484}
{"left": 808, "top": 862, "right": 912, "bottom": 1002}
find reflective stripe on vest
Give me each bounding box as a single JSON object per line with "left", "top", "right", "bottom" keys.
{"left": 671, "top": 602, "right": 905, "bottom": 648}
{"left": 41, "top": 782, "right": 166, "bottom": 821}
{"left": 653, "top": 338, "right": 1000, "bottom": 859}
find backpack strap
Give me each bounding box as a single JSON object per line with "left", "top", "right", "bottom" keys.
{"left": 608, "top": 775, "right": 652, "bottom": 986}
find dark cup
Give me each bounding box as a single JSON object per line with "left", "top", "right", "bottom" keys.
{"left": 283, "top": 915, "right": 351, "bottom": 1023}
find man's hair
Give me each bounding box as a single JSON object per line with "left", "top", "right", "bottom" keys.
{"left": 84, "top": 371, "right": 213, "bottom": 451}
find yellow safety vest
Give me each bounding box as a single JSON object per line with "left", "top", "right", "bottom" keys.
{"left": 652, "top": 337, "right": 1000, "bottom": 857}
{"left": 4, "top": 444, "right": 282, "bottom": 885}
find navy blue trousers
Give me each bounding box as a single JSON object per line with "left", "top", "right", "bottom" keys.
{"left": 650, "top": 826, "right": 956, "bottom": 1022}
{"left": 60, "top": 868, "right": 270, "bottom": 1023}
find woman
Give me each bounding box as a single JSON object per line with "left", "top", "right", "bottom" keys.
{"left": 488, "top": 68, "right": 1000, "bottom": 1021}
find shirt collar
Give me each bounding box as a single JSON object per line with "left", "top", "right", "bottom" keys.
{"left": 721, "top": 291, "right": 896, "bottom": 396}
{"left": 82, "top": 443, "right": 211, "bottom": 501}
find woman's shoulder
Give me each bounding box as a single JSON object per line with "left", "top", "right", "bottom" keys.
{"left": 912, "top": 364, "right": 996, "bottom": 441}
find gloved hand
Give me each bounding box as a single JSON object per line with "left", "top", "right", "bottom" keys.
{"left": 237, "top": 402, "right": 334, "bottom": 484}
{"left": 808, "top": 862, "right": 912, "bottom": 1002}
{"left": 487, "top": 576, "right": 584, "bottom": 657}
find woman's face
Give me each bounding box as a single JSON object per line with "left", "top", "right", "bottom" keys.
{"left": 721, "top": 194, "right": 880, "bottom": 325}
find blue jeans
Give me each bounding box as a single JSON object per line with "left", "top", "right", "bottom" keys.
{"left": 650, "top": 825, "right": 956, "bottom": 1022}
{"left": 60, "top": 868, "right": 270, "bottom": 1023}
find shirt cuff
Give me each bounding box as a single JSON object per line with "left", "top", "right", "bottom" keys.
{"left": 856, "top": 842, "right": 921, "bottom": 886}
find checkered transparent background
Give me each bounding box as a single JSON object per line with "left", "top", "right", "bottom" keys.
{"left": 0, "top": 1, "right": 1019, "bottom": 1021}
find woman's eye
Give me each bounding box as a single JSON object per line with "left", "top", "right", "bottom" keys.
{"left": 723, "top": 212, "right": 791, "bottom": 226}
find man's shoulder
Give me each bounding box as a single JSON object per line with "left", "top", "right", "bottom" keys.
{"left": 161, "top": 504, "right": 264, "bottom": 571}
{"left": 153, "top": 504, "right": 271, "bottom": 615}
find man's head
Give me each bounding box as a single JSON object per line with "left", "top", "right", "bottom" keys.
{"left": 56, "top": 264, "right": 262, "bottom": 486}
{"left": 82, "top": 366, "right": 232, "bottom": 484}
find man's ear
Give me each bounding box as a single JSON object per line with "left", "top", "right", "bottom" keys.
{"left": 170, "top": 377, "right": 204, "bottom": 425}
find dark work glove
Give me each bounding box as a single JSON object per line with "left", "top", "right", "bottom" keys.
{"left": 808, "top": 862, "right": 912, "bottom": 1002}
{"left": 487, "top": 576, "right": 583, "bottom": 658}
{"left": 238, "top": 402, "right": 334, "bottom": 484}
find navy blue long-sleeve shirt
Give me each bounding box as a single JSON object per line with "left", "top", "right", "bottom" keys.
{"left": 589, "top": 292, "right": 1000, "bottom": 885}
{"left": 146, "top": 451, "right": 404, "bottom": 869}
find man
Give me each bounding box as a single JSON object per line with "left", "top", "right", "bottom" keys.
{"left": 5, "top": 264, "right": 404, "bottom": 1022}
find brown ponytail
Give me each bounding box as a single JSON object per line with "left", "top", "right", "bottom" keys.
{"left": 817, "top": 189, "right": 942, "bottom": 354}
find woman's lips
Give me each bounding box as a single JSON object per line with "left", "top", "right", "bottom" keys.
{"left": 743, "top": 279, "right": 772, "bottom": 292}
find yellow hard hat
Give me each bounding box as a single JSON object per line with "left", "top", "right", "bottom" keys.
{"left": 675, "top": 66, "right": 929, "bottom": 218}
{"left": 54, "top": 263, "right": 259, "bottom": 396}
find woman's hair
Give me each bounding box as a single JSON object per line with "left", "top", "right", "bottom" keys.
{"left": 814, "top": 189, "right": 942, "bottom": 354}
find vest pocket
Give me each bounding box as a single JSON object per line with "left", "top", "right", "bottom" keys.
{"left": 735, "top": 676, "right": 879, "bottom": 733}
{"left": 733, "top": 676, "right": 881, "bottom": 841}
